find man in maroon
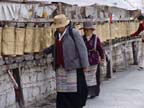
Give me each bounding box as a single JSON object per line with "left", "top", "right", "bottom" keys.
{"left": 130, "top": 15, "right": 144, "bottom": 70}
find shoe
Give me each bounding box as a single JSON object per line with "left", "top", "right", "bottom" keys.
{"left": 138, "top": 67, "right": 144, "bottom": 71}
{"left": 87, "top": 95, "right": 96, "bottom": 99}
{"left": 95, "top": 94, "right": 99, "bottom": 96}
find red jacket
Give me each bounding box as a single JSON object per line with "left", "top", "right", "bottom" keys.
{"left": 131, "top": 21, "right": 144, "bottom": 36}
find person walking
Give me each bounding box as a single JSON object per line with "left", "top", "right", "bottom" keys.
{"left": 81, "top": 21, "right": 105, "bottom": 99}
{"left": 130, "top": 15, "right": 144, "bottom": 70}
{"left": 43, "top": 14, "right": 89, "bottom": 108}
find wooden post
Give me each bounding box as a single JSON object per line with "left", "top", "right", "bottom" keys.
{"left": 58, "top": 2, "right": 62, "bottom": 14}
{"left": 108, "top": 8, "right": 113, "bottom": 78}
{"left": 23, "top": 0, "right": 28, "bottom": 2}
{"left": 7, "top": 70, "right": 19, "bottom": 89}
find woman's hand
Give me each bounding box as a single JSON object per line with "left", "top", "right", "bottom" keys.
{"left": 100, "top": 59, "right": 105, "bottom": 65}
{"left": 83, "top": 67, "right": 88, "bottom": 72}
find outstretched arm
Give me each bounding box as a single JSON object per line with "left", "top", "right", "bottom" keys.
{"left": 130, "top": 23, "right": 144, "bottom": 36}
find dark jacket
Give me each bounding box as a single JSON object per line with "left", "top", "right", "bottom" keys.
{"left": 83, "top": 34, "right": 104, "bottom": 65}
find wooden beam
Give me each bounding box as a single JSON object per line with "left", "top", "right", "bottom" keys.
{"left": 0, "top": 0, "right": 51, "bottom": 4}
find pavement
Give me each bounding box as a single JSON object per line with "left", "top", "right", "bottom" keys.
{"left": 28, "top": 66, "right": 144, "bottom": 108}
{"left": 84, "top": 66, "right": 144, "bottom": 108}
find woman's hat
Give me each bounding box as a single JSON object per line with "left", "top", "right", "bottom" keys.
{"left": 53, "top": 14, "right": 70, "bottom": 28}
{"left": 138, "top": 15, "right": 144, "bottom": 21}
{"left": 80, "top": 21, "right": 95, "bottom": 30}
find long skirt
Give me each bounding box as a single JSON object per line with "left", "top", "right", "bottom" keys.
{"left": 87, "top": 64, "right": 101, "bottom": 97}
{"left": 56, "top": 68, "right": 88, "bottom": 108}
{"left": 85, "top": 65, "right": 98, "bottom": 86}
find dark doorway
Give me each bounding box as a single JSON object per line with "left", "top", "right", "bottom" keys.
{"left": 12, "top": 68, "right": 24, "bottom": 108}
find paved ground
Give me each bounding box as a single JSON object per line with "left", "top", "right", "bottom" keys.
{"left": 84, "top": 66, "right": 144, "bottom": 108}
{"left": 28, "top": 66, "right": 144, "bottom": 108}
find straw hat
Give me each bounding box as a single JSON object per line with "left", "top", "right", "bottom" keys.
{"left": 80, "top": 21, "right": 95, "bottom": 30}
{"left": 53, "top": 14, "right": 70, "bottom": 28}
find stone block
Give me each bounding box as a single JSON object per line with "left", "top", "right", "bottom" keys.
{"left": 39, "top": 59, "right": 45, "bottom": 66}
{"left": 35, "top": 60, "right": 41, "bottom": 66}
{"left": 1, "top": 65, "right": 7, "bottom": 71}
{"left": 0, "top": 75, "right": 13, "bottom": 91}
{"left": 0, "top": 69, "right": 5, "bottom": 76}
{"left": 35, "top": 67, "right": 42, "bottom": 73}
{"left": 32, "top": 87, "right": 40, "bottom": 97}
{"left": 37, "top": 72, "right": 45, "bottom": 81}
{"left": 26, "top": 61, "right": 34, "bottom": 67}
{"left": 4, "top": 57, "right": 10, "bottom": 65}
{"left": 29, "top": 72, "right": 37, "bottom": 83}
{"left": 24, "top": 54, "right": 34, "bottom": 61}
{"left": 45, "top": 70, "right": 55, "bottom": 80}
{"left": 15, "top": 56, "right": 24, "bottom": 63}
{"left": 29, "top": 68, "right": 36, "bottom": 73}
{"left": 6, "top": 89, "right": 16, "bottom": 106}
{"left": 23, "top": 87, "right": 33, "bottom": 104}
{"left": 9, "top": 63, "right": 18, "bottom": 69}
{"left": 34, "top": 54, "right": 43, "bottom": 60}
{"left": 0, "top": 94, "right": 6, "bottom": 108}
{"left": 27, "top": 88, "right": 33, "bottom": 99}
{"left": 5, "top": 82, "right": 14, "bottom": 91}
{"left": 22, "top": 67, "right": 30, "bottom": 73}
{"left": 19, "top": 62, "right": 26, "bottom": 67}
{"left": 7, "top": 104, "right": 16, "bottom": 108}
{"left": 40, "top": 83, "right": 47, "bottom": 94}
{"left": 22, "top": 88, "right": 28, "bottom": 102}
{"left": 27, "top": 97, "right": 35, "bottom": 106}
{"left": 8, "top": 57, "right": 15, "bottom": 64}
{"left": 0, "top": 58, "right": 4, "bottom": 66}
{"left": 46, "top": 58, "right": 53, "bottom": 64}
{"left": 21, "top": 73, "right": 30, "bottom": 84}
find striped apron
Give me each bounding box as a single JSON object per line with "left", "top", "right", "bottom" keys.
{"left": 56, "top": 67, "right": 77, "bottom": 92}
{"left": 85, "top": 65, "right": 97, "bottom": 86}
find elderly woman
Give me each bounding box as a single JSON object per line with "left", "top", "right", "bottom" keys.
{"left": 81, "top": 21, "right": 105, "bottom": 99}
{"left": 43, "top": 14, "right": 89, "bottom": 108}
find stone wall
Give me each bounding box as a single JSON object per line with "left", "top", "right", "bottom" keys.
{"left": 105, "top": 38, "right": 142, "bottom": 73}
{"left": 112, "top": 42, "right": 134, "bottom": 70}
{"left": 20, "top": 65, "right": 56, "bottom": 107}
{"left": 0, "top": 54, "right": 56, "bottom": 108}
{"left": 0, "top": 70, "right": 16, "bottom": 108}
